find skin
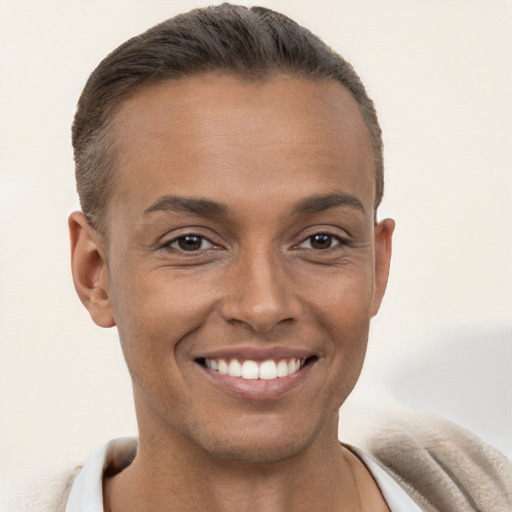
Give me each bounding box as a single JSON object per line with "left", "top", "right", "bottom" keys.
{"left": 69, "top": 73, "right": 394, "bottom": 511}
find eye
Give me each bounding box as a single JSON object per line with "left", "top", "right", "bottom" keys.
{"left": 166, "top": 234, "right": 215, "bottom": 252}
{"left": 299, "top": 233, "right": 342, "bottom": 250}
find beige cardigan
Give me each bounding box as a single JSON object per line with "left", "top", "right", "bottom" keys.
{"left": 7, "top": 410, "right": 512, "bottom": 512}
{"left": 340, "top": 408, "right": 512, "bottom": 511}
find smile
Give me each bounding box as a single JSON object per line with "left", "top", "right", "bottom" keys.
{"left": 194, "top": 350, "right": 318, "bottom": 400}
{"left": 204, "top": 358, "right": 306, "bottom": 380}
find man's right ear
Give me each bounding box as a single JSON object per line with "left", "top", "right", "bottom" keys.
{"left": 69, "top": 211, "right": 115, "bottom": 328}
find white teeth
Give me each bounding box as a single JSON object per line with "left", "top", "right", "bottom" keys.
{"left": 205, "top": 357, "right": 307, "bottom": 380}
{"left": 259, "top": 360, "right": 277, "bottom": 380}
{"left": 241, "top": 360, "right": 259, "bottom": 379}
{"left": 227, "top": 359, "right": 242, "bottom": 377}
{"left": 218, "top": 359, "right": 228, "bottom": 375}
{"left": 276, "top": 360, "right": 289, "bottom": 377}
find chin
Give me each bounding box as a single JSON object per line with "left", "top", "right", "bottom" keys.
{"left": 200, "top": 430, "right": 314, "bottom": 465}
{"left": 184, "top": 410, "right": 334, "bottom": 465}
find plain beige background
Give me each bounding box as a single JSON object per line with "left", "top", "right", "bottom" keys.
{"left": 1, "top": 0, "right": 511, "bottom": 500}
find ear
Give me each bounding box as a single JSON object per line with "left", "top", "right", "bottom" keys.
{"left": 371, "top": 218, "right": 395, "bottom": 317}
{"left": 69, "top": 211, "right": 115, "bottom": 328}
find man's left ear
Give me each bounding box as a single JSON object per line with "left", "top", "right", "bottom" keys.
{"left": 69, "top": 211, "right": 115, "bottom": 328}
{"left": 371, "top": 218, "right": 395, "bottom": 317}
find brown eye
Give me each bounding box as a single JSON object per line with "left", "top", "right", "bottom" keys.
{"left": 178, "top": 235, "right": 203, "bottom": 251}
{"left": 167, "top": 235, "right": 214, "bottom": 252}
{"left": 299, "top": 233, "right": 342, "bottom": 250}
{"left": 310, "top": 234, "right": 332, "bottom": 249}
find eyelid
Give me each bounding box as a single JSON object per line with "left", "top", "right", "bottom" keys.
{"left": 297, "top": 233, "right": 345, "bottom": 250}
{"left": 160, "top": 229, "right": 224, "bottom": 252}
{"left": 166, "top": 235, "right": 215, "bottom": 251}
{"left": 292, "top": 226, "right": 351, "bottom": 247}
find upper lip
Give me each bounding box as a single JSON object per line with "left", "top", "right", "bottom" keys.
{"left": 194, "top": 346, "right": 316, "bottom": 362}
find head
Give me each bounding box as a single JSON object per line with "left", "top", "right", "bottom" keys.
{"left": 72, "top": 3, "right": 384, "bottom": 240}
{"left": 69, "top": 4, "right": 394, "bottom": 465}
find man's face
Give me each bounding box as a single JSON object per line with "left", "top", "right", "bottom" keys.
{"left": 95, "top": 74, "right": 392, "bottom": 463}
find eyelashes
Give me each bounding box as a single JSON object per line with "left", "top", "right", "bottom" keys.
{"left": 162, "top": 231, "right": 349, "bottom": 254}
{"left": 165, "top": 234, "right": 217, "bottom": 252}
{"left": 295, "top": 233, "right": 345, "bottom": 250}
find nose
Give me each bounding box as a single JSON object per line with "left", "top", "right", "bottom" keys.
{"left": 220, "top": 249, "right": 301, "bottom": 333}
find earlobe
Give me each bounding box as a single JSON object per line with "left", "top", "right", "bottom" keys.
{"left": 69, "top": 211, "right": 115, "bottom": 328}
{"left": 371, "top": 218, "right": 395, "bottom": 317}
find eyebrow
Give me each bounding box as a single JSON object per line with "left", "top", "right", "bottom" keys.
{"left": 291, "top": 192, "right": 367, "bottom": 217}
{"left": 143, "top": 195, "right": 229, "bottom": 217}
{"left": 143, "top": 191, "right": 367, "bottom": 219}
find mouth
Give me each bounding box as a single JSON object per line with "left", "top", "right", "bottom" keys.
{"left": 196, "top": 356, "right": 316, "bottom": 380}
{"left": 194, "top": 353, "right": 318, "bottom": 400}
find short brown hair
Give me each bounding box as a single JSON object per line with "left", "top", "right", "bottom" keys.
{"left": 72, "top": 3, "right": 384, "bottom": 236}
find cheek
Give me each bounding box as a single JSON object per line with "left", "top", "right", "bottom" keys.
{"left": 301, "top": 262, "right": 374, "bottom": 384}
{"left": 109, "top": 265, "right": 219, "bottom": 361}
{"left": 301, "top": 259, "right": 376, "bottom": 324}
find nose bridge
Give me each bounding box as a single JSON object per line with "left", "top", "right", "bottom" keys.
{"left": 221, "top": 242, "right": 300, "bottom": 332}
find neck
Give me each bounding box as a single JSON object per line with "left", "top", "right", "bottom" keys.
{"left": 104, "top": 418, "right": 364, "bottom": 512}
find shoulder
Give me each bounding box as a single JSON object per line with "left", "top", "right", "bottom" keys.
{"left": 340, "top": 405, "right": 512, "bottom": 512}
{"left": 1, "top": 465, "right": 82, "bottom": 512}
{"left": 3, "top": 438, "right": 138, "bottom": 512}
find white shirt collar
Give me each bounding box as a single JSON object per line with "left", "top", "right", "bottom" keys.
{"left": 66, "top": 438, "right": 421, "bottom": 512}
{"left": 349, "top": 446, "right": 423, "bottom": 512}
{"left": 66, "top": 438, "right": 137, "bottom": 512}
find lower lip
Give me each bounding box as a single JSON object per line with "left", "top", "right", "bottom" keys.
{"left": 197, "top": 362, "right": 315, "bottom": 401}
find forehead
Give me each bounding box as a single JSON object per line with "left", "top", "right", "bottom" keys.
{"left": 108, "top": 73, "right": 375, "bottom": 219}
